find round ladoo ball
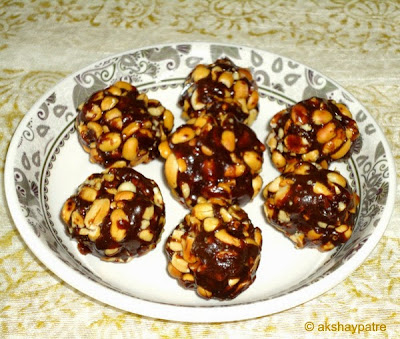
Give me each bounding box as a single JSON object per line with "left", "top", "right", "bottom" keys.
{"left": 61, "top": 162, "right": 165, "bottom": 262}
{"left": 263, "top": 162, "right": 359, "bottom": 251}
{"left": 179, "top": 58, "right": 259, "bottom": 125}
{"left": 76, "top": 81, "right": 174, "bottom": 167}
{"left": 165, "top": 200, "right": 262, "bottom": 300}
{"left": 159, "top": 113, "right": 265, "bottom": 208}
{"left": 266, "top": 97, "right": 360, "bottom": 172}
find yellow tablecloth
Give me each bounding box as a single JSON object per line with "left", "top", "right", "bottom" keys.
{"left": 1, "top": 1, "right": 398, "bottom": 337}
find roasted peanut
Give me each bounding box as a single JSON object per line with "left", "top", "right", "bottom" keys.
{"left": 313, "top": 182, "right": 332, "bottom": 196}
{"left": 316, "top": 122, "right": 337, "bottom": 144}
{"left": 275, "top": 185, "right": 291, "bottom": 202}
{"left": 197, "top": 286, "right": 212, "bottom": 298}
{"left": 117, "top": 181, "right": 136, "bottom": 192}
{"left": 122, "top": 122, "right": 141, "bottom": 137}
{"left": 336, "top": 103, "right": 352, "bottom": 118}
{"left": 110, "top": 209, "right": 128, "bottom": 242}
{"left": 168, "top": 262, "right": 182, "bottom": 278}
{"left": 193, "top": 203, "right": 214, "bottom": 220}
{"left": 122, "top": 137, "right": 138, "bottom": 161}
{"left": 98, "top": 132, "right": 122, "bottom": 152}
{"left": 148, "top": 105, "right": 164, "bottom": 117}
{"left": 192, "top": 65, "right": 210, "bottom": 82}
{"left": 331, "top": 138, "right": 352, "bottom": 160}
{"left": 266, "top": 176, "right": 282, "bottom": 194}
{"left": 168, "top": 240, "right": 183, "bottom": 252}
{"left": 79, "top": 186, "right": 97, "bottom": 202}
{"left": 201, "top": 145, "right": 214, "bottom": 156}
{"left": 165, "top": 153, "right": 179, "bottom": 189}
{"left": 190, "top": 89, "right": 205, "bottom": 111}
{"left": 84, "top": 198, "right": 110, "bottom": 229}
{"left": 88, "top": 226, "right": 101, "bottom": 242}
{"left": 203, "top": 217, "right": 220, "bottom": 232}
{"left": 71, "top": 210, "right": 84, "bottom": 228}
{"left": 143, "top": 205, "right": 155, "bottom": 220}
{"left": 163, "top": 110, "right": 174, "bottom": 131}
{"left": 115, "top": 191, "right": 135, "bottom": 201}
{"left": 158, "top": 140, "right": 172, "bottom": 159}
{"left": 221, "top": 130, "right": 236, "bottom": 152}
{"left": 302, "top": 149, "right": 320, "bottom": 163}
{"left": 327, "top": 172, "right": 347, "bottom": 187}
{"left": 271, "top": 150, "right": 287, "bottom": 169}
{"left": 87, "top": 122, "right": 103, "bottom": 138}
{"left": 218, "top": 71, "right": 234, "bottom": 88}
{"left": 307, "top": 229, "right": 322, "bottom": 240}
{"left": 171, "top": 253, "right": 190, "bottom": 273}
{"left": 290, "top": 104, "right": 308, "bottom": 125}
{"left": 104, "top": 107, "right": 122, "bottom": 122}
{"left": 105, "top": 248, "right": 120, "bottom": 256}
{"left": 171, "top": 127, "right": 195, "bottom": 144}
{"left": 114, "top": 81, "right": 133, "bottom": 91}
{"left": 247, "top": 91, "right": 259, "bottom": 110}
{"left": 215, "top": 229, "right": 241, "bottom": 247}
{"left": 243, "top": 151, "right": 262, "bottom": 172}
{"left": 181, "top": 182, "right": 190, "bottom": 199}
{"left": 107, "top": 85, "right": 122, "bottom": 96}
{"left": 335, "top": 224, "right": 348, "bottom": 233}
{"left": 251, "top": 176, "right": 263, "bottom": 198}
{"left": 100, "top": 96, "right": 119, "bottom": 111}
{"left": 61, "top": 199, "right": 76, "bottom": 223}
{"left": 233, "top": 80, "right": 249, "bottom": 99}
{"left": 278, "top": 210, "right": 290, "bottom": 223}
{"left": 312, "top": 109, "right": 333, "bottom": 125}
{"left": 139, "top": 229, "right": 154, "bottom": 242}
{"left": 91, "top": 91, "right": 104, "bottom": 102}
{"left": 85, "top": 104, "right": 102, "bottom": 121}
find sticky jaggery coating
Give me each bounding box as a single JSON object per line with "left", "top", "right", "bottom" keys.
{"left": 165, "top": 201, "right": 262, "bottom": 300}
{"left": 159, "top": 113, "right": 265, "bottom": 208}
{"left": 61, "top": 162, "right": 165, "bottom": 262}
{"left": 266, "top": 97, "right": 360, "bottom": 172}
{"left": 76, "top": 81, "right": 174, "bottom": 167}
{"left": 262, "top": 162, "right": 359, "bottom": 251}
{"left": 178, "top": 58, "right": 259, "bottom": 125}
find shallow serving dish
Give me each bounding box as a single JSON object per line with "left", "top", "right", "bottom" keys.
{"left": 4, "top": 42, "right": 396, "bottom": 323}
